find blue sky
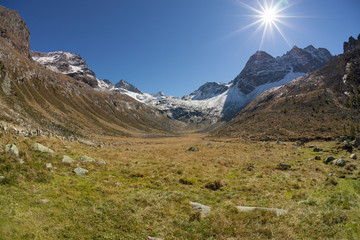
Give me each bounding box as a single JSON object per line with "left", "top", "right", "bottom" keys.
{"left": 2, "top": 0, "right": 360, "bottom": 97}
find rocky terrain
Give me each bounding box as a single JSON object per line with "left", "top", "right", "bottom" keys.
{"left": 214, "top": 35, "right": 360, "bottom": 140}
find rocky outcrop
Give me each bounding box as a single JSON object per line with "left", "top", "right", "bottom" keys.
{"left": 115, "top": 80, "right": 143, "bottom": 94}
{"left": 0, "top": 5, "right": 30, "bottom": 57}
{"left": 344, "top": 35, "right": 360, "bottom": 53}
{"left": 31, "top": 51, "right": 99, "bottom": 87}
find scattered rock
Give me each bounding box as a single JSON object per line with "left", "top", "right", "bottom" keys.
{"left": 0, "top": 176, "right": 4, "bottom": 181}
{"left": 18, "top": 159, "right": 24, "bottom": 164}
{"left": 313, "top": 147, "right": 322, "bottom": 152}
{"left": 96, "top": 160, "right": 107, "bottom": 165}
{"left": 276, "top": 140, "right": 285, "bottom": 145}
{"left": 343, "top": 140, "right": 353, "bottom": 151}
{"left": 350, "top": 154, "right": 357, "bottom": 160}
{"left": 205, "top": 180, "right": 224, "bottom": 191}
{"left": 248, "top": 165, "right": 255, "bottom": 171}
{"left": 190, "top": 202, "right": 211, "bottom": 218}
{"left": 62, "top": 155, "right": 74, "bottom": 164}
{"left": 332, "top": 159, "right": 346, "bottom": 167}
{"left": 324, "top": 157, "right": 335, "bottom": 164}
{"left": 73, "top": 167, "right": 88, "bottom": 175}
{"left": 314, "top": 156, "right": 321, "bottom": 160}
{"left": 64, "top": 146, "right": 71, "bottom": 149}
{"left": 5, "top": 143, "right": 19, "bottom": 158}
{"left": 188, "top": 147, "right": 198, "bottom": 152}
{"left": 147, "top": 237, "right": 164, "bottom": 240}
{"left": 78, "top": 140, "right": 97, "bottom": 147}
{"left": 46, "top": 163, "right": 52, "bottom": 169}
{"left": 39, "top": 199, "right": 50, "bottom": 203}
{"left": 277, "top": 163, "right": 291, "bottom": 170}
{"left": 115, "top": 182, "right": 122, "bottom": 186}
{"left": 236, "top": 206, "right": 287, "bottom": 216}
{"left": 352, "top": 138, "right": 360, "bottom": 148}
{"left": 307, "top": 145, "right": 315, "bottom": 148}
{"left": 33, "top": 143, "right": 54, "bottom": 153}
{"left": 78, "top": 156, "right": 95, "bottom": 163}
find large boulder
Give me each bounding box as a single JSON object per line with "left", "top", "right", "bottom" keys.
{"left": 190, "top": 202, "right": 211, "bottom": 218}
{"left": 33, "top": 143, "right": 54, "bottom": 153}
{"left": 5, "top": 143, "right": 19, "bottom": 158}
{"left": 73, "top": 167, "right": 88, "bottom": 175}
{"left": 78, "top": 156, "right": 95, "bottom": 163}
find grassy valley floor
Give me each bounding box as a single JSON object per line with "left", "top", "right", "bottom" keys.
{"left": 0, "top": 132, "right": 360, "bottom": 239}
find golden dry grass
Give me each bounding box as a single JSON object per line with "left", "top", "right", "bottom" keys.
{"left": 0, "top": 130, "right": 360, "bottom": 239}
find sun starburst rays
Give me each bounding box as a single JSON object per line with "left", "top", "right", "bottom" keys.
{"left": 234, "top": 0, "right": 298, "bottom": 49}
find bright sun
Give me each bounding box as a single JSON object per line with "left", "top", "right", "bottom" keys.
{"left": 262, "top": 8, "right": 277, "bottom": 24}
{"left": 233, "top": 0, "right": 298, "bottom": 49}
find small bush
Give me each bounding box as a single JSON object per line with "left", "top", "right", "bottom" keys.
{"left": 179, "top": 177, "right": 194, "bottom": 185}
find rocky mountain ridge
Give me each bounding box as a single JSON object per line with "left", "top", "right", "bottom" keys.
{"left": 213, "top": 34, "right": 360, "bottom": 140}
{"left": 32, "top": 43, "right": 332, "bottom": 125}
{"left": 0, "top": 5, "right": 30, "bottom": 57}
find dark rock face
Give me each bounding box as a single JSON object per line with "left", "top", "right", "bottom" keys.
{"left": 235, "top": 51, "right": 289, "bottom": 94}
{"left": 31, "top": 51, "right": 99, "bottom": 88}
{"left": 115, "top": 80, "right": 143, "bottom": 94}
{"left": 102, "top": 79, "right": 114, "bottom": 86}
{"left": 344, "top": 35, "right": 360, "bottom": 53}
{"left": 233, "top": 46, "right": 332, "bottom": 95}
{"left": 0, "top": 5, "right": 30, "bottom": 57}
{"left": 280, "top": 45, "right": 332, "bottom": 73}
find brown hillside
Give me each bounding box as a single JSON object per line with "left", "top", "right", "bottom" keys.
{"left": 0, "top": 9, "right": 179, "bottom": 138}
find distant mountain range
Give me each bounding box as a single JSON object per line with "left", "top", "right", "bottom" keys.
{"left": 31, "top": 42, "right": 332, "bottom": 124}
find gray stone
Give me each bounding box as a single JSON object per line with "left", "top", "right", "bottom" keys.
{"left": 33, "top": 143, "right": 54, "bottom": 153}
{"left": 39, "top": 199, "right": 50, "bottom": 203}
{"left": 78, "top": 156, "right": 95, "bottom": 163}
{"left": 46, "top": 163, "right": 52, "bottom": 169}
{"left": 73, "top": 167, "right": 88, "bottom": 175}
{"left": 350, "top": 154, "right": 357, "bottom": 160}
{"left": 78, "top": 140, "right": 97, "bottom": 147}
{"left": 62, "top": 155, "right": 74, "bottom": 164}
{"left": 236, "top": 206, "right": 288, "bottom": 216}
{"left": 324, "top": 157, "right": 335, "bottom": 164}
{"left": 5, "top": 143, "right": 19, "bottom": 158}
{"left": 18, "top": 159, "right": 24, "bottom": 164}
{"left": 190, "top": 201, "right": 211, "bottom": 217}
{"left": 332, "top": 159, "right": 346, "bottom": 167}
{"left": 96, "top": 160, "right": 107, "bottom": 165}
{"left": 147, "top": 237, "right": 164, "bottom": 240}
{"left": 115, "top": 182, "right": 122, "bottom": 186}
